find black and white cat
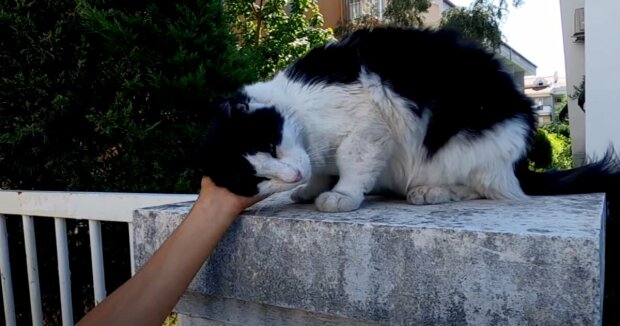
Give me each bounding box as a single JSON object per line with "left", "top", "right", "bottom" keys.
{"left": 193, "top": 27, "right": 620, "bottom": 212}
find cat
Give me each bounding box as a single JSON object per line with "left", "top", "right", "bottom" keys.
{"left": 191, "top": 27, "right": 620, "bottom": 213}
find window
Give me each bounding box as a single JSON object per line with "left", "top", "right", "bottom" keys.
{"left": 349, "top": 0, "right": 364, "bottom": 21}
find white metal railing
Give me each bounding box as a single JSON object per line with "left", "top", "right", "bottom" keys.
{"left": 0, "top": 190, "right": 197, "bottom": 326}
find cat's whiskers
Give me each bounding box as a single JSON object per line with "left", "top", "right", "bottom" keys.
{"left": 250, "top": 191, "right": 291, "bottom": 217}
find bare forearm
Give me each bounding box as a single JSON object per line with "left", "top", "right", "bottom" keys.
{"left": 77, "top": 195, "right": 241, "bottom": 326}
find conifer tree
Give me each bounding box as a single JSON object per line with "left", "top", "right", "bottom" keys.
{"left": 1, "top": 0, "right": 254, "bottom": 193}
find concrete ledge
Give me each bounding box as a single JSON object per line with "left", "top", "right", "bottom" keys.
{"left": 133, "top": 193, "right": 606, "bottom": 325}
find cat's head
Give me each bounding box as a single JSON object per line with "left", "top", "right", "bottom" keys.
{"left": 192, "top": 93, "right": 311, "bottom": 197}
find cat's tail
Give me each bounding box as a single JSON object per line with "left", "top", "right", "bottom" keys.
{"left": 515, "top": 147, "right": 620, "bottom": 206}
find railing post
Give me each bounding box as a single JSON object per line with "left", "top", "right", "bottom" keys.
{"left": 22, "top": 215, "right": 44, "bottom": 326}
{"left": 0, "top": 214, "right": 17, "bottom": 326}
{"left": 88, "top": 220, "right": 106, "bottom": 304}
{"left": 128, "top": 223, "right": 136, "bottom": 276}
{"left": 55, "top": 218, "right": 74, "bottom": 326}
{"left": 0, "top": 190, "right": 196, "bottom": 324}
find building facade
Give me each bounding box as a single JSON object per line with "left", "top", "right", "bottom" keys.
{"left": 559, "top": 0, "right": 586, "bottom": 166}
{"left": 559, "top": 0, "right": 620, "bottom": 165}
{"left": 524, "top": 75, "right": 567, "bottom": 126}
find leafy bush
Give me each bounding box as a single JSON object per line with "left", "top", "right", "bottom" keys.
{"left": 528, "top": 129, "right": 553, "bottom": 170}
{"left": 529, "top": 127, "right": 573, "bottom": 171}
{"left": 541, "top": 124, "right": 573, "bottom": 169}
{"left": 440, "top": 2, "right": 502, "bottom": 50}
{"left": 383, "top": 0, "right": 432, "bottom": 28}
{"left": 1, "top": 0, "right": 256, "bottom": 193}
{"left": 334, "top": 15, "right": 384, "bottom": 39}
{"left": 542, "top": 121, "right": 570, "bottom": 139}
{"left": 1, "top": 1, "right": 256, "bottom": 324}
{"left": 225, "top": 0, "right": 334, "bottom": 79}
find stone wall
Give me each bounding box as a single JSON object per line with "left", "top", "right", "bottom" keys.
{"left": 133, "top": 193, "right": 606, "bottom": 325}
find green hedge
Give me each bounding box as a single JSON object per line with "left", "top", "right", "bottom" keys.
{"left": 529, "top": 123, "right": 573, "bottom": 171}
{"left": 0, "top": 0, "right": 257, "bottom": 193}
{"left": 1, "top": 1, "right": 257, "bottom": 323}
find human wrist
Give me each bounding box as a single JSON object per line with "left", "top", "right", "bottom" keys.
{"left": 198, "top": 177, "right": 261, "bottom": 212}
{"left": 192, "top": 192, "right": 243, "bottom": 221}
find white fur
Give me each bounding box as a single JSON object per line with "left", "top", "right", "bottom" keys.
{"left": 242, "top": 70, "right": 530, "bottom": 212}
{"left": 245, "top": 116, "right": 311, "bottom": 195}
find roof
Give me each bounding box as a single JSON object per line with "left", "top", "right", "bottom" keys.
{"left": 499, "top": 43, "right": 537, "bottom": 76}
{"left": 524, "top": 75, "right": 567, "bottom": 97}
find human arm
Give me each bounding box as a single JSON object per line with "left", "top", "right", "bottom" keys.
{"left": 76, "top": 177, "right": 263, "bottom": 326}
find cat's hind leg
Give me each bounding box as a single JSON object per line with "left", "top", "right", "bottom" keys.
{"left": 406, "top": 185, "right": 481, "bottom": 205}
{"left": 315, "top": 122, "right": 392, "bottom": 212}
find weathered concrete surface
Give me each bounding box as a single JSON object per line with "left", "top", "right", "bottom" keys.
{"left": 133, "top": 193, "right": 606, "bottom": 325}
{"left": 175, "top": 292, "right": 375, "bottom": 326}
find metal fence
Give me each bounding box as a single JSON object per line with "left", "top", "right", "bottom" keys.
{"left": 0, "top": 190, "right": 196, "bottom": 326}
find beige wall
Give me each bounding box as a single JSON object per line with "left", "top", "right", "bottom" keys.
{"left": 423, "top": 1, "right": 444, "bottom": 27}
{"left": 538, "top": 115, "right": 553, "bottom": 126}
{"left": 559, "top": 0, "right": 586, "bottom": 166}
{"left": 585, "top": 0, "right": 620, "bottom": 158}
{"left": 318, "top": 0, "right": 345, "bottom": 29}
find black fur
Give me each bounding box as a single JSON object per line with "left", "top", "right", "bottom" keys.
{"left": 285, "top": 40, "right": 361, "bottom": 86}
{"left": 193, "top": 27, "right": 620, "bottom": 209}
{"left": 191, "top": 96, "right": 284, "bottom": 196}
{"left": 285, "top": 27, "right": 537, "bottom": 157}
{"left": 516, "top": 148, "right": 620, "bottom": 200}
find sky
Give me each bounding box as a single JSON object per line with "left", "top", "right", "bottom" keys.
{"left": 449, "top": 0, "right": 566, "bottom": 77}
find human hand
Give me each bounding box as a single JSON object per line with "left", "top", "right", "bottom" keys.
{"left": 197, "top": 177, "right": 267, "bottom": 214}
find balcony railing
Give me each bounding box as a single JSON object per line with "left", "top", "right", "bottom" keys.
{"left": 0, "top": 190, "right": 196, "bottom": 326}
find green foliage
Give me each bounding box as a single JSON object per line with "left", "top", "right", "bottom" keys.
{"left": 528, "top": 129, "right": 553, "bottom": 169}
{"left": 1, "top": 1, "right": 259, "bottom": 324}
{"left": 570, "top": 75, "right": 586, "bottom": 111}
{"left": 439, "top": 0, "right": 525, "bottom": 51}
{"left": 554, "top": 94, "right": 568, "bottom": 113}
{"left": 529, "top": 126, "right": 573, "bottom": 171}
{"left": 225, "top": 0, "right": 334, "bottom": 79}
{"left": 0, "top": 0, "right": 255, "bottom": 192}
{"left": 440, "top": 2, "right": 502, "bottom": 50}
{"left": 544, "top": 128, "right": 573, "bottom": 170}
{"left": 334, "top": 14, "right": 384, "bottom": 39}
{"left": 542, "top": 121, "right": 571, "bottom": 139}
{"left": 476, "top": 0, "right": 524, "bottom": 20}
{"left": 383, "top": 0, "right": 432, "bottom": 28}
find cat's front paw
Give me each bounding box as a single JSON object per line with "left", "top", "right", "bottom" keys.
{"left": 290, "top": 185, "right": 318, "bottom": 203}
{"left": 407, "top": 186, "right": 451, "bottom": 205}
{"left": 315, "top": 191, "right": 362, "bottom": 212}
